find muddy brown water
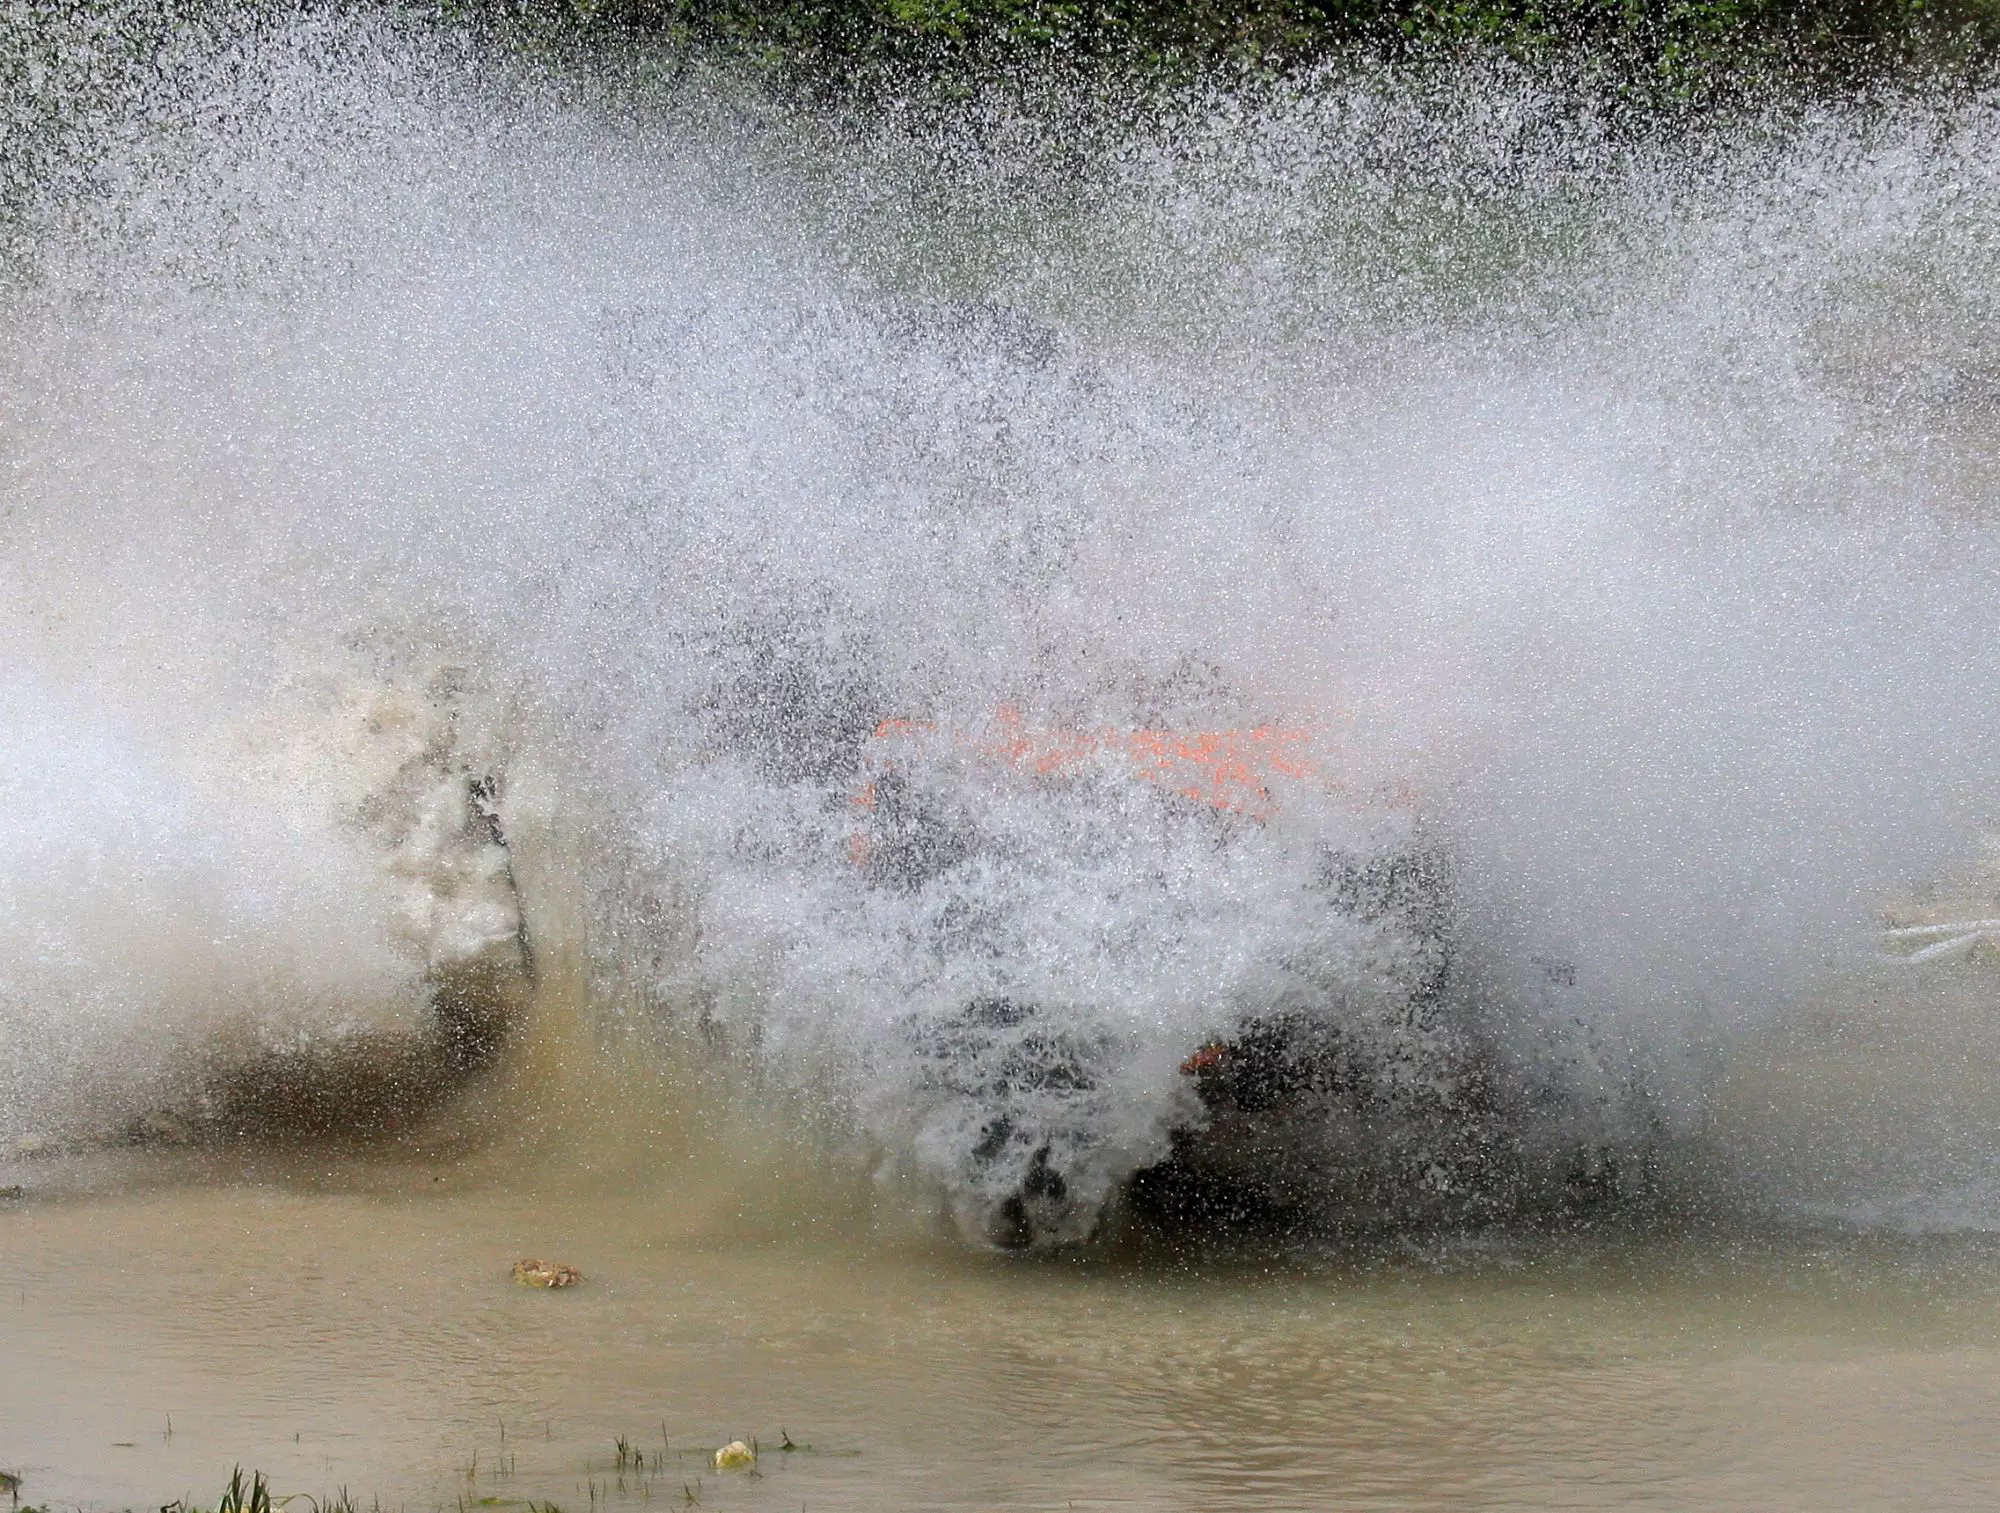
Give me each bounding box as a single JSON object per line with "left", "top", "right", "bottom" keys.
{"left": 8, "top": 1133, "right": 2000, "bottom": 1512}
{"left": 9, "top": 954, "right": 2000, "bottom": 1511}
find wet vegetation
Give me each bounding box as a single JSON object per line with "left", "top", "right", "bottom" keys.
{"left": 466, "top": 0, "right": 2000, "bottom": 96}
{"left": 3, "top": 0, "right": 1994, "bottom": 294}
{"left": 58, "top": 1429, "right": 840, "bottom": 1513}
{"left": 6, "top": 0, "right": 2000, "bottom": 136}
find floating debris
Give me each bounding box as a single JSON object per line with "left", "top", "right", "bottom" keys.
{"left": 512, "top": 1259, "right": 582, "bottom": 1288}
{"left": 711, "top": 1442, "right": 754, "bottom": 1471}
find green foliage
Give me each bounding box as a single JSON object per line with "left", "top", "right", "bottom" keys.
{"left": 484, "top": 0, "right": 2000, "bottom": 84}
{"left": 10, "top": 0, "right": 2000, "bottom": 107}
{"left": 218, "top": 1467, "right": 273, "bottom": 1513}
{"left": 160, "top": 1466, "right": 275, "bottom": 1513}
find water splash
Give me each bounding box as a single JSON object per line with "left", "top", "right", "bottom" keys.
{"left": 7, "top": 11, "right": 2000, "bottom": 1240}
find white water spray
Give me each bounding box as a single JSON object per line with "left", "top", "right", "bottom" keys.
{"left": 7, "top": 13, "right": 2000, "bottom": 1240}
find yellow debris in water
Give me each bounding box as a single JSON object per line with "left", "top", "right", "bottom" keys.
{"left": 512, "top": 1258, "right": 582, "bottom": 1288}
{"left": 713, "top": 1441, "right": 755, "bottom": 1471}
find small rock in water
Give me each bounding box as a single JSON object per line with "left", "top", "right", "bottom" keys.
{"left": 512, "top": 1258, "right": 582, "bottom": 1288}
{"left": 713, "top": 1441, "right": 755, "bottom": 1471}
{"left": 15, "top": 1133, "right": 49, "bottom": 1156}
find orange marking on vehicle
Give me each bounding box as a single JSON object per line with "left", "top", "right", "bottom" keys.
{"left": 857, "top": 709, "right": 1361, "bottom": 821}
{"left": 1180, "top": 1044, "right": 1229, "bottom": 1075}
